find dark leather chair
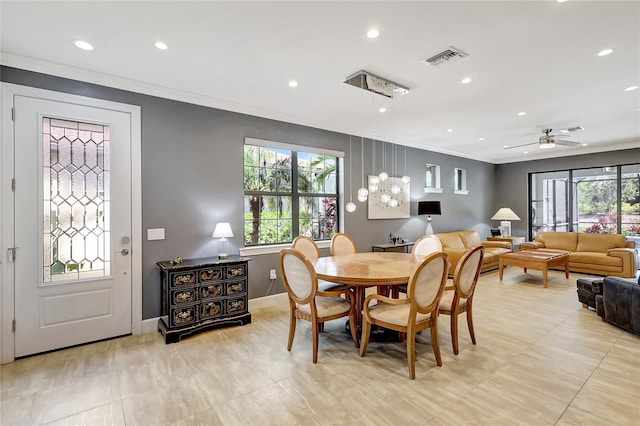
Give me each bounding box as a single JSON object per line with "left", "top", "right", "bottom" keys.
{"left": 595, "top": 273, "right": 640, "bottom": 335}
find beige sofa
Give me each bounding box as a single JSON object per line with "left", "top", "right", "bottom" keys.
{"left": 520, "top": 232, "right": 637, "bottom": 278}
{"left": 435, "top": 230, "right": 512, "bottom": 274}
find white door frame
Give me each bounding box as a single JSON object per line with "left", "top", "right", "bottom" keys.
{"left": 0, "top": 82, "right": 142, "bottom": 363}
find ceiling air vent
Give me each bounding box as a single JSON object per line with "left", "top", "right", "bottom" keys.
{"left": 422, "top": 46, "right": 468, "bottom": 67}
{"left": 344, "top": 70, "right": 410, "bottom": 99}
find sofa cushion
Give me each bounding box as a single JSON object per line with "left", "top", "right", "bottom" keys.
{"left": 576, "top": 233, "right": 628, "bottom": 253}
{"left": 438, "top": 232, "right": 467, "bottom": 249}
{"left": 484, "top": 247, "right": 511, "bottom": 263}
{"left": 458, "top": 230, "right": 482, "bottom": 248}
{"left": 537, "top": 232, "right": 578, "bottom": 252}
{"left": 569, "top": 251, "right": 622, "bottom": 267}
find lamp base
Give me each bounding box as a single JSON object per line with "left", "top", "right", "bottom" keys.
{"left": 500, "top": 221, "right": 512, "bottom": 237}
{"left": 425, "top": 217, "right": 434, "bottom": 235}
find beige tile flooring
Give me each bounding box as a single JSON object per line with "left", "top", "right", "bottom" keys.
{"left": 1, "top": 268, "right": 639, "bottom": 425}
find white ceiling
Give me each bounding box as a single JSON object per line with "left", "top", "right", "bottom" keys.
{"left": 1, "top": 1, "right": 639, "bottom": 164}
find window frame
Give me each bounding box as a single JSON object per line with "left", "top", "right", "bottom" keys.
{"left": 242, "top": 138, "right": 343, "bottom": 248}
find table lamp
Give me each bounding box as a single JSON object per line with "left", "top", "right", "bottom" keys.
{"left": 418, "top": 201, "right": 441, "bottom": 235}
{"left": 491, "top": 208, "right": 520, "bottom": 237}
{"left": 212, "top": 222, "right": 233, "bottom": 259}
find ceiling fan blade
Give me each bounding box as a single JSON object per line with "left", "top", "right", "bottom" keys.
{"left": 504, "top": 142, "right": 537, "bottom": 150}
{"left": 554, "top": 140, "right": 581, "bottom": 146}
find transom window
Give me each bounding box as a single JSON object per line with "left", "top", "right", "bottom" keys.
{"left": 243, "top": 139, "right": 341, "bottom": 246}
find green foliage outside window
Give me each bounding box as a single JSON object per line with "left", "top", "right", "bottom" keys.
{"left": 243, "top": 144, "right": 339, "bottom": 246}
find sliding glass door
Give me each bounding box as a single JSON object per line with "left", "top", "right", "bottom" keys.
{"left": 528, "top": 164, "right": 640, "bottom": 241}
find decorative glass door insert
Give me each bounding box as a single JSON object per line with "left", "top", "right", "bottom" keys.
{"left": 43, "top": 117, "right": 110, "bottom": 283}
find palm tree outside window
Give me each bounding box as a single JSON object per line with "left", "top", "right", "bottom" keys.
{"left": 243, "top": 143, "right": 339, "bottom": 246}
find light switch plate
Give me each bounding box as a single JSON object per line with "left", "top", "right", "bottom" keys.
{"left": 147, "top": 228, "right": 165, "bottom": 240}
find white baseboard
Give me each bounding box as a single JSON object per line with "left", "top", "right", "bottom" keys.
{"left": 142, "top": 317, "right": 160, "bottom": 334}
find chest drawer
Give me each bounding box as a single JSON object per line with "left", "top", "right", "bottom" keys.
{"left": 171, "top": 288, "right": 196, "bottom": 305}
{"left": 198, "top": 283, "right": 224, "bottom": 299}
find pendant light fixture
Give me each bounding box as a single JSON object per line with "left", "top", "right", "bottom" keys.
{"left": 357, "top": 137, "right": 368, "bottom": 202}
{"left": 401, "top": 145, "right": 411, "bottom": 184}
{"left": 354, "top": 72, "right": 368, "bottom": 203}
{"left": 378, "top": 140, "right": 388, "bottom": 182}
{"left": 346, "top": 135, "right": 356, "bottom": 213}
{"left": 390, "top": 144, "right": 401, "bottom": 195}
{"left": 369, "top": 139, "right": 379, "bottom": 193}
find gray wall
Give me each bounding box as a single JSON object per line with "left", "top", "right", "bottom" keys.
{"left": 3, "top": 66, "right": 495, "bottom": 319}
{"left": 495, "top": 149, "right": 640, "bottom": 239}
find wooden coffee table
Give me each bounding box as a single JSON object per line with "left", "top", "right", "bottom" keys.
{"left": 499, "top": 249, "right": 570, "bottom": 288}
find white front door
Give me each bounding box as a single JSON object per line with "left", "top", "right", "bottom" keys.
{"left": 12, "top": 94, "right": 133, "bottom": 357}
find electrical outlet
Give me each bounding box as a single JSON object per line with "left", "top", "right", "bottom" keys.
{"left": 269, "top": 269, "right": 277, "bottom": 280}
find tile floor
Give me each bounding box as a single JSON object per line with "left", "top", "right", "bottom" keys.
{"left": 1, "top": 268, "right": 639, "bottom": 425}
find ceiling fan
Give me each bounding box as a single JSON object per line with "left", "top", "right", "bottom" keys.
{"left": 505, "top": 128, "right": 582, "bottom": 150}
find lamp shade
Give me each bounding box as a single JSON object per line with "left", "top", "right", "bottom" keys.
{"left": 491, "top": 208, "right": 520, "bottom": 221}
{"left": 212, "top": 222, "right": 234, "bottom": 238}
{"left": 418, "top": 201, "right": 441, "bottom": 216}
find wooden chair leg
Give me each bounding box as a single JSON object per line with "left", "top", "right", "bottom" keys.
{"left": 312, "top": 320, "right": 319, "bottom": 364}
{"left": 407, "top": 329, "right": 416, "bottom": 379}
{"left": 430, "top": 324, "right": 442, "bottom": 367}
{"left": 451, "top": 313, "right": 459, "bottom": 355}
{"left": 359, "top": 319, "right": 372, "bottom": 357}
{"left": 287, "top": 311, "right": 296, "bottom": 351}
{"left": 466, "top": 308, "right": 476, "bottom": 345}
{"left": 349, "top": 314, "right": 359, "bottom": 348}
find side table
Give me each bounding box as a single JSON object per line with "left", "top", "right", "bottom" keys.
{"left": 487, "top": 236, "right": 525, "bottom": 250}
{"left": 372, "top": 242, "right": 415, "bottom": 253}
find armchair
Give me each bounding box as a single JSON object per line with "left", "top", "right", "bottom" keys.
{"left": 596, "top": 274, "right": 640, "bottom": 335}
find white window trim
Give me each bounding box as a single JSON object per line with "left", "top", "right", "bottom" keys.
{"left": 245, "top": 137, "right": 344, "bottom": 158}
{"left": 425, "top": 163, "right": 442, "bottom": 193}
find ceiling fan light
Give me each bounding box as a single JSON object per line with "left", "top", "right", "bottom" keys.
{"left": 539, "top": 142, "right": 555, "bottom": 149}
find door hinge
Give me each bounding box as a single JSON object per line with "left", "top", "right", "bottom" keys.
{"left": 12, "top": 320, "right": 16, "bottom": 333}
{"left": 7, "top": 247, "right": 16, "bottom": 262}
{"left": 11, "top": 107, "right": 15, "bottom": 121}
{"left": 11, "top": 178, "right": 15, "bottom": 191}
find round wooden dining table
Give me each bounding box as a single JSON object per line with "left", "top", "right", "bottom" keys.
{"left": 312, "top": 252, "right": 421, "bottom": 332}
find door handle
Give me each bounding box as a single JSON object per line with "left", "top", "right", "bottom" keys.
{"left": 116, "top": 248, "right": 130, "bottom": 256}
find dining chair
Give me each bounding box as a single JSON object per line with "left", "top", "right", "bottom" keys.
{"left": 412, "top": 234, "right": 443, "bottom": 256}
{"left": 330, "top": 232, "right": 357, "bottom": 256}
{"left": 360, "top": 251, "right": 449, "bottom": 379}
{"left": 279, "top": 248, "right": 359, "bottom": 363}
{"left": 438, "top": 245, "right": 484, "bottom": 355}
{"left": 292, "top": 236, "right": 347, "bottom": 290}
{"left": 391, "top": 234, "right": 444, "bottom": 298}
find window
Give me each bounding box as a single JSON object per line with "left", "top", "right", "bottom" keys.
{"left": 528, "top": 164, "right": 640, "bottom": 241}
{"left": 424, "top": 163, "right": 443, "bottom": 193}
{"left": 454, "top": 168, "right": 468, "bottom": 194}
{"left": 243, "top": 139, "right": 341, "bottom": 246}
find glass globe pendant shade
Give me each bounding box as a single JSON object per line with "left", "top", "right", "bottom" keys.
{"left": 346, "top": 201, "right": 356, "bottom": 212}
{"left": 389, "top": 198, "right": 398, "bottom": 207}
{"left": 357, "top": 187, "right": 368, "bottom": 202}
{"left": 381, "top": 193, "right": 391, "bottom": 203}
{"left": 390, "top": 184, "right": 401, "bottom": 194}
{"left": 401, "top": 175, "right": 411, "bottom": 184}
{"left": 368, "top": 183, "right": 378, "bottom": 193}
{"left": 370, "top": 176, "right": 380, "bottom": 185}
{"left": 378, "top": 171, "right": 388, "bottom": 182}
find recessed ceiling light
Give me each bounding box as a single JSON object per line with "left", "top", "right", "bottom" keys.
{"left": 461, "top": 77, "right": 472, "bottom": 84}
{"left": 523, "top": 151, "right": 529, "bottom": 154}
{"left": 478, "top": 137, "right": 485, "bottom": 141}
{"left": 447, "top": 128, "right": 453, "bottom": 133}
{"left": 367, "top": 29, "right": 380, "bottom": 39}
{"left": 624, "top": 85, "right": 638, "bottom": 92}
{"left": 503, "top": 145, "right": 509, "bottom": 148}
{"left": 379, "top": 107, "right": 387, "bottom": 113}
{"left": 288, "top": 80, "right": 298, "bottom": 88}
{"left": 517, "top": 111, "right": 527, "bottom": 116}
{"left": 582, "top": 143, "right": 589, "bottom": 146}
{"left": 73, "top": 40, "right": 93, "bottom": 51}
{"left": 154, "top": 41, "right": 168, "bottom": 50}
{"left": 597, "top": 48, "right": 614, "bottom": 56}
{"left": 556, "top": 0, "right": 568, "bottom": 3}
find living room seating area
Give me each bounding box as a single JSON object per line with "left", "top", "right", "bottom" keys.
{"left": 520, "top": 231, "right": 637, "bottom": 277}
